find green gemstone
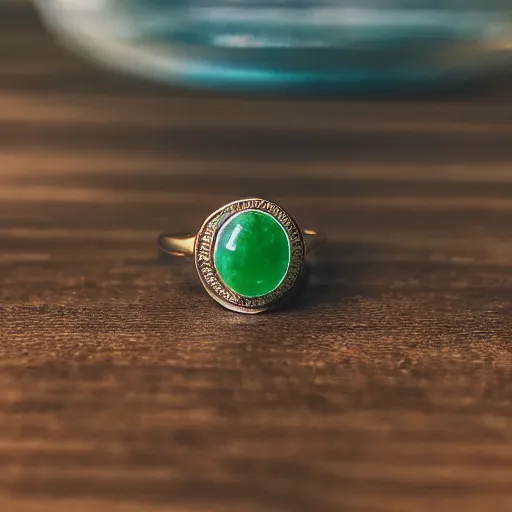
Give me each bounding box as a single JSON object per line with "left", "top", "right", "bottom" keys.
{"left": 213, "top": 210, "right": 291, "bottom": 298}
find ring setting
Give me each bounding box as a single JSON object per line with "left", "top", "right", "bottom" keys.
{"left": 158, "top": 198, "right": 322, "bottom": 314}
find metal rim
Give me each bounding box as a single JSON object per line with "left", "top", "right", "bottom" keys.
{"left": 194, "top": 198, "right": 305, "bottom": 314}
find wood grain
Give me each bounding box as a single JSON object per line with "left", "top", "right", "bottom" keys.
{"left": 1, "top": 2, "right": 512, "bottom": 511}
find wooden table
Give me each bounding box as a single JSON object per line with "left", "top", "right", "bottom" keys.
{"left": 1, "top": 3, "right": 512, "bottom": 511}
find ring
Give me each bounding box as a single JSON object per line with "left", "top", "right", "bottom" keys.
{"left": 157, "top": 198, "right": 324, "bottom": 314}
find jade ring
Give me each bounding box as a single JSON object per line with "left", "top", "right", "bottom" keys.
{"left": 157, "top": 198, "right": 323, "bottom": 314}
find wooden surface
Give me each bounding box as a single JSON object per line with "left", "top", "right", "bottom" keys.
{"left": 1, "top": 3, "right": 512, "bottom": 511}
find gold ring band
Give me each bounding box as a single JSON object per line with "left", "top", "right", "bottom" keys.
{"left": 157, "top": 198, "right": 324, "bottom": 314}
{"left": 158, "top": 230, "right": 324, "bottom": 258}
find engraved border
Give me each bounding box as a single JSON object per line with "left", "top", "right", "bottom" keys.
{"left": 194, "top": 198, "right": 305, "bottom": 314}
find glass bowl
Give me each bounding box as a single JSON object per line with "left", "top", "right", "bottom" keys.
{"left": 34, "top": 0, "right": 512, "bottom": 93}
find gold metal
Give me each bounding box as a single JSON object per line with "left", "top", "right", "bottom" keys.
{"left": 158, "top": 231, "right": 323, "bottom": 258}
{"left": 157, "top": 198, "right": 324, "bottom": 314}
{"left": 157, "top": 233, "right": 195, "bottom": 257}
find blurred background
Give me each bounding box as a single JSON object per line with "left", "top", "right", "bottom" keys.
{"left": 32, "top": 0, "right": 512, "bottom": 92}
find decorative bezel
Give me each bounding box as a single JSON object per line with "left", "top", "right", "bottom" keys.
{"left": 194, "top": 198, "right": 305, "bottom": 314}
